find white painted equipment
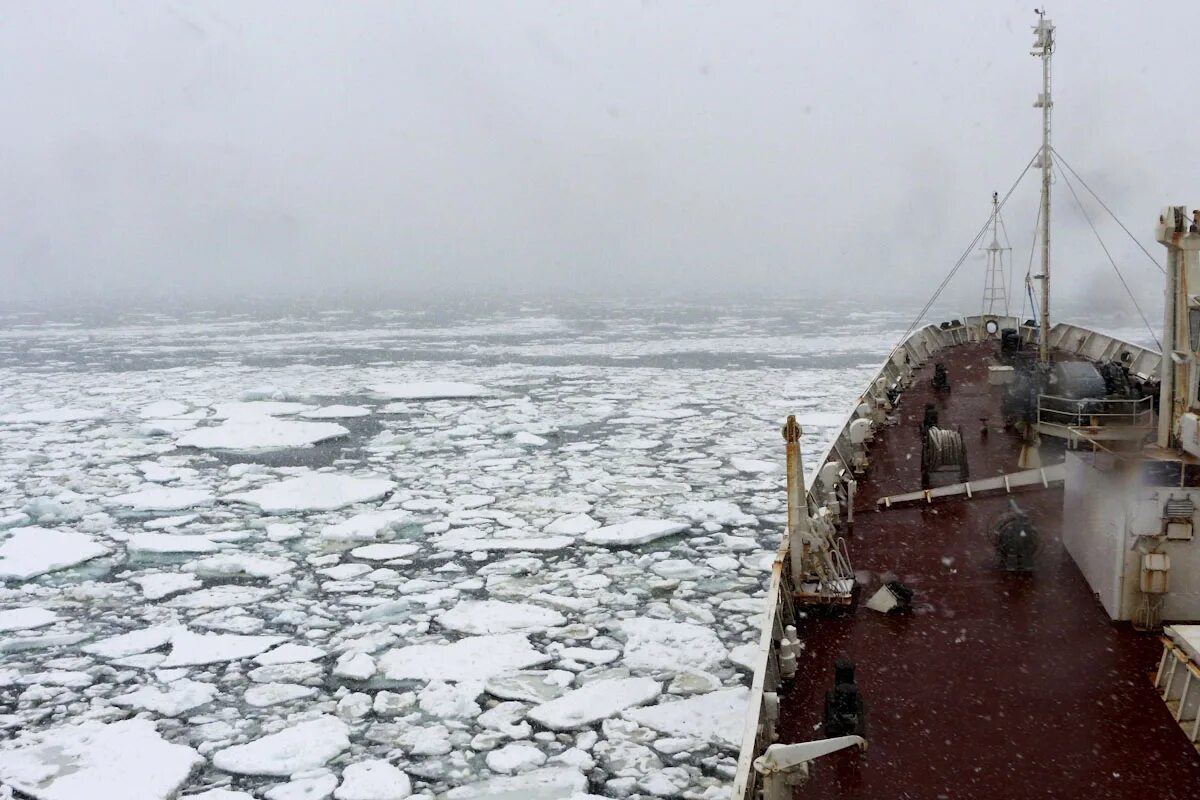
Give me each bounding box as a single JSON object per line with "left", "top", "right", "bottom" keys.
{"left": 752, "top": 736, "right": 867, "bottom": 800}
{"left": 988, "top": 365, "right": 1015, "bottom": 385}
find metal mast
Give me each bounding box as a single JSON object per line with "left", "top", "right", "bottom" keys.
{"left": 982, "top": 191, "right": 1011, "bottom": 317}
{"left": 1032, "top": 10, "right": 1055, "bottom": 363}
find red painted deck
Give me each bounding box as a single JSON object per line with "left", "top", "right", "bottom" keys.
{"left": 778, "top": 341, "right": 1200, "bottom": 799}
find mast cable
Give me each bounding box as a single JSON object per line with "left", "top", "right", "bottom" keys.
{"left": 1054, "top": 157, "right": 1162, "bottom": 351}
{"left": 1050, "top": 147, "right": 1166, "bottom": 275}
{"left": 886, "top": 150, "right": 1039, "bottom": 365}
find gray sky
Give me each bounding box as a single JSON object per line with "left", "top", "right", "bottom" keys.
{"left": 1, "top": 1, "right": 1195, "bottom": 311}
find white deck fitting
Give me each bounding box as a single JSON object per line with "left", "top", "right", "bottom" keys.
{"left": 1156, "top": 626, "right": 1200, "bottom": 748}
{"left": 876, "top": 463, "right": 1066, "bottom": 508}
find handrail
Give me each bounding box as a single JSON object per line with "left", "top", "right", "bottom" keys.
{"left": 1036, "top": 394, "right": 1154, "bottom": 429}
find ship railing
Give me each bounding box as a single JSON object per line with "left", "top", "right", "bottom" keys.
{"left": 1036, "top": 394, "right": 1155, "bottom": 437}
{"left": 730, "top": 550, "right": 796, "bottom": 800}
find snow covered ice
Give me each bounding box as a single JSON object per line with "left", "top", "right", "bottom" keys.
{"left": 0, "top": 302, "right": 886, "bottom": 797}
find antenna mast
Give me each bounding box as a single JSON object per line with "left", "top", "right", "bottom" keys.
{"left": 1032, "top": 10, "right": 1055, "bottom": 363}
{"left": 982, "top": 191, "right": 1011, "bottom": 317}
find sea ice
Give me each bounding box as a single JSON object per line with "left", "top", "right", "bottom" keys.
{"left": 160, "top": 630, "right": 286, "bottom": 667}
{"left": 350, "top": 542, "right": 419, "bottom": 560}
{"left": 0, "top": 719, "right": 200, "bottom": 800}
{"left": 109, "top": 487, "right": 214, "bottom": 512}
{"left": 212, "top": 716, "right": 350, "bottom": 776}
{"left": 437, "top": 601, "right": 565, "bottom": 635}
{"left": 0, "top": 607, "right": 60, "bottom": 632}
{"left": 484, "top": 670, "right": 574, "bottom": 703}
{"left": 527, "top": 677, "right": 660, "bottom": 731}
{"left": 582, "top": 519, "right": 689, "bottom": 547}
{"left": 623, "top": 687, "right": 750, "bottom": 748}
{"left": 131, "top": 572, "right": 203, "bottom": 599}
{"left": 334, "top": 759, "right": 412, "bottom": 799}
{"left": 729, "top": 457, "right": 779, "bottom": 474}
{"left": 542, "top": 513, "right": 599, "bottom": 536}
{"left": 618, "top": 618, "right": 728, "bottom": 672}
{"left": 166, "top": 585, "right": 278, "bottom": 610}
{"left": 83, "top": 625, "right": 181, "bottom": 659}
{"left": 255, "top": 643, "right": 326, "bottom": 665}
{"left": 369, "top": 381, "right": 489, "bottom": 400}
{"left": 112, "top": 678, "right": 218, "bottom": 716}
{"left": 179, "top": 419, "right": 349, "bottom": 450}
{"left": 301, "top": 405, "right": 372, "bottom": 419}
{"left": 127, "top": 531, "right": 223, "bottom": 554}
{"left": 443, "top": 766, "right": 586, "bottom": 800}
{"left": 432, "top": 529, "right": 573, "bottom": 553}
{"left": 379, "top": 633, "right": 549, "bottom": 683}
{"left": 485, "top": 742, "right": 546, "bottom": 773}
{"left": 321, "top": 510, "right": 414, "bottom": 542}
{"left": 227, "top": 473, "right": 396, "bottom": 513}
{"left": 0, "top": 527, "right": 108, "bottom": 579}
{"left": 0, "top": 407, "right": 104, "bottom": 424}
{"left": 245, "top": 682, "right": 318, "bottom": 707}
{"left": 672, "top": 500, "right": 757, "bottom": 528}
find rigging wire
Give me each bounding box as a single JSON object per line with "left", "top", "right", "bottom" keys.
{"left": 886, "top": 150, "right": 1040, "bottom": 365}
{"left": 1054, "top": 156, "right": 1162, "bottom": 351}
{"left": 1050, "top": 147, "right": 1166, "bottom": 275}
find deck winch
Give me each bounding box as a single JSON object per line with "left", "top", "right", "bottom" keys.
{"left": 988, "top": 500, "right": 1040, "bottom": 571}
{"left": 920, "top": 425, "right": 969, "bottom": 488}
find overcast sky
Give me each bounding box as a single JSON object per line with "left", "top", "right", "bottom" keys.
{"left": 1, "top": 1, "right": 1195, "bottom": 312}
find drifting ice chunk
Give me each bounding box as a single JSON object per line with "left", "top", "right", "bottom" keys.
{"left": 672, "top": 500, "right": 757, "bottom": 528}
{"left": 138, "top": 400, "right": 189, "bottom": 419}
{"left": 83, "top": 625, "right": 181, "bottom": 659}
{"left": 301, "top": 405, "right": 372, "bottom": 419}
{"left": 730, "top": 457, "right": 780, "bottom": 474}
{"left": 112, "top": 678, "right": 218, "bottom": 716}
{"left": 484, "top": 670, "right": 574, "bottom": 703}
{"left": 127, "top": 531, "right": 222, "bottom": 554}
{"left": 131, "top": 572, "right": 202, "bottom": 599}
{"left": 0, "top": 407, "right": 104, "bottom": 424}
{"left": 227, "top": 473, "right": 395, "bottom": 513}
{"left": 527, "top": 677, "right": 660, "bottom": 730}
{"left": 110, "top": 487, "right": 213, "bottom": 512}
{"left": 350, "top": 542, "right": 419, "bottom": 560}
{"left": 542, "top": 513, "right": 599, "bottom": 536}
{"left": 321, "top": 510, "right": 414, "bottom": 542}
{"left": 0, "top": 607, "right": 60, "bottom": 632}
{"left": 443, "top": 766, "right": 586, "bottom": 800}
{"left": 380, "top": 633, "right": 549, "bottom": 683}
{"left": 334, "top": 759, "right": 412, "bottom": 799}
{"left": 619, "top": 618, "right": 728, "bottom": 672}
{"left": 178, "top": 420, "right": 349, "bottom": 451}
{"left": 623, "top": 687, "right": 750, "bottom": 748}
{"left": 212, "top": 716, "right": 350, "bottom": 776}
{"left": 437, "top": 601, "right": 565, "bottom": 635}
{"left": 369, "top": 382, "right": 489, "bottom": 400}
{"left": 185, "top": 553, "right": 294, "bottom": 578}
{"left": 210, "top": 401, "right": 314, "bottom": 419}
{"left": 160, "top": 630, "right": 286, "bottom": 667}
{"left": 432, "top": 528, "right": 573, "bottom": 553}
{"left": 166, "top": 585, "right": 278, "bottom": 610}
{"left": 485, "top": 742, "right": 546, "bottom": 773}
{"left": 0, "top": 719, "right": 200, "bottom": 800}
{"left": 0, "top": 527, "right": 108, "bottom": 579}
{"left": 255, "top": 643, "right": 326, "bottom": 665}
{"left": 582, "top": 519, "right": 689, "bottom": 547}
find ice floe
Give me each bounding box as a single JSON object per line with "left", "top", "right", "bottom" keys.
{"left": 0, "top": 607, "right": 60, "bottom": 632}
{"left": 380, "top": 634, "right": 549, "bottom": 682}
{"left": 227, "top": 472, "right": 395, "bottom": 513}
{"left": 213, "top": 716, "right": 350, "bottom": 776}
{"left": 623, "top": 686, "right": 750, "bottom": 748}
{"left": 618, "top": 618, "right": 728, "bottom": 672}
{"left": 110, "top": 486, "right": 214, "bottom": 511}
{"left": 369, "top": 381, "right": 489, "bottom": 400}
{"left": 437, "top": 600, "right": 565, "bottom": 635}
{"left": 0, "top": 719, "right": 200, "bottom": 800}
{"left": 0, "top": 526, "right": 108, "bottom": 579}
{"left": 179, "top": 419, "right": 349, "bottom": 450}
{"left": 582, "top": 518, "right": 690, "bottom": 547}
{"left": 160, "top": 630, "right": 286, "bottom": 667}
{"left": 528, "top": 677, "right": 661, "bottom": 730}
{"left": 334, "top": 759, "right": 412, "bottom": 799}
